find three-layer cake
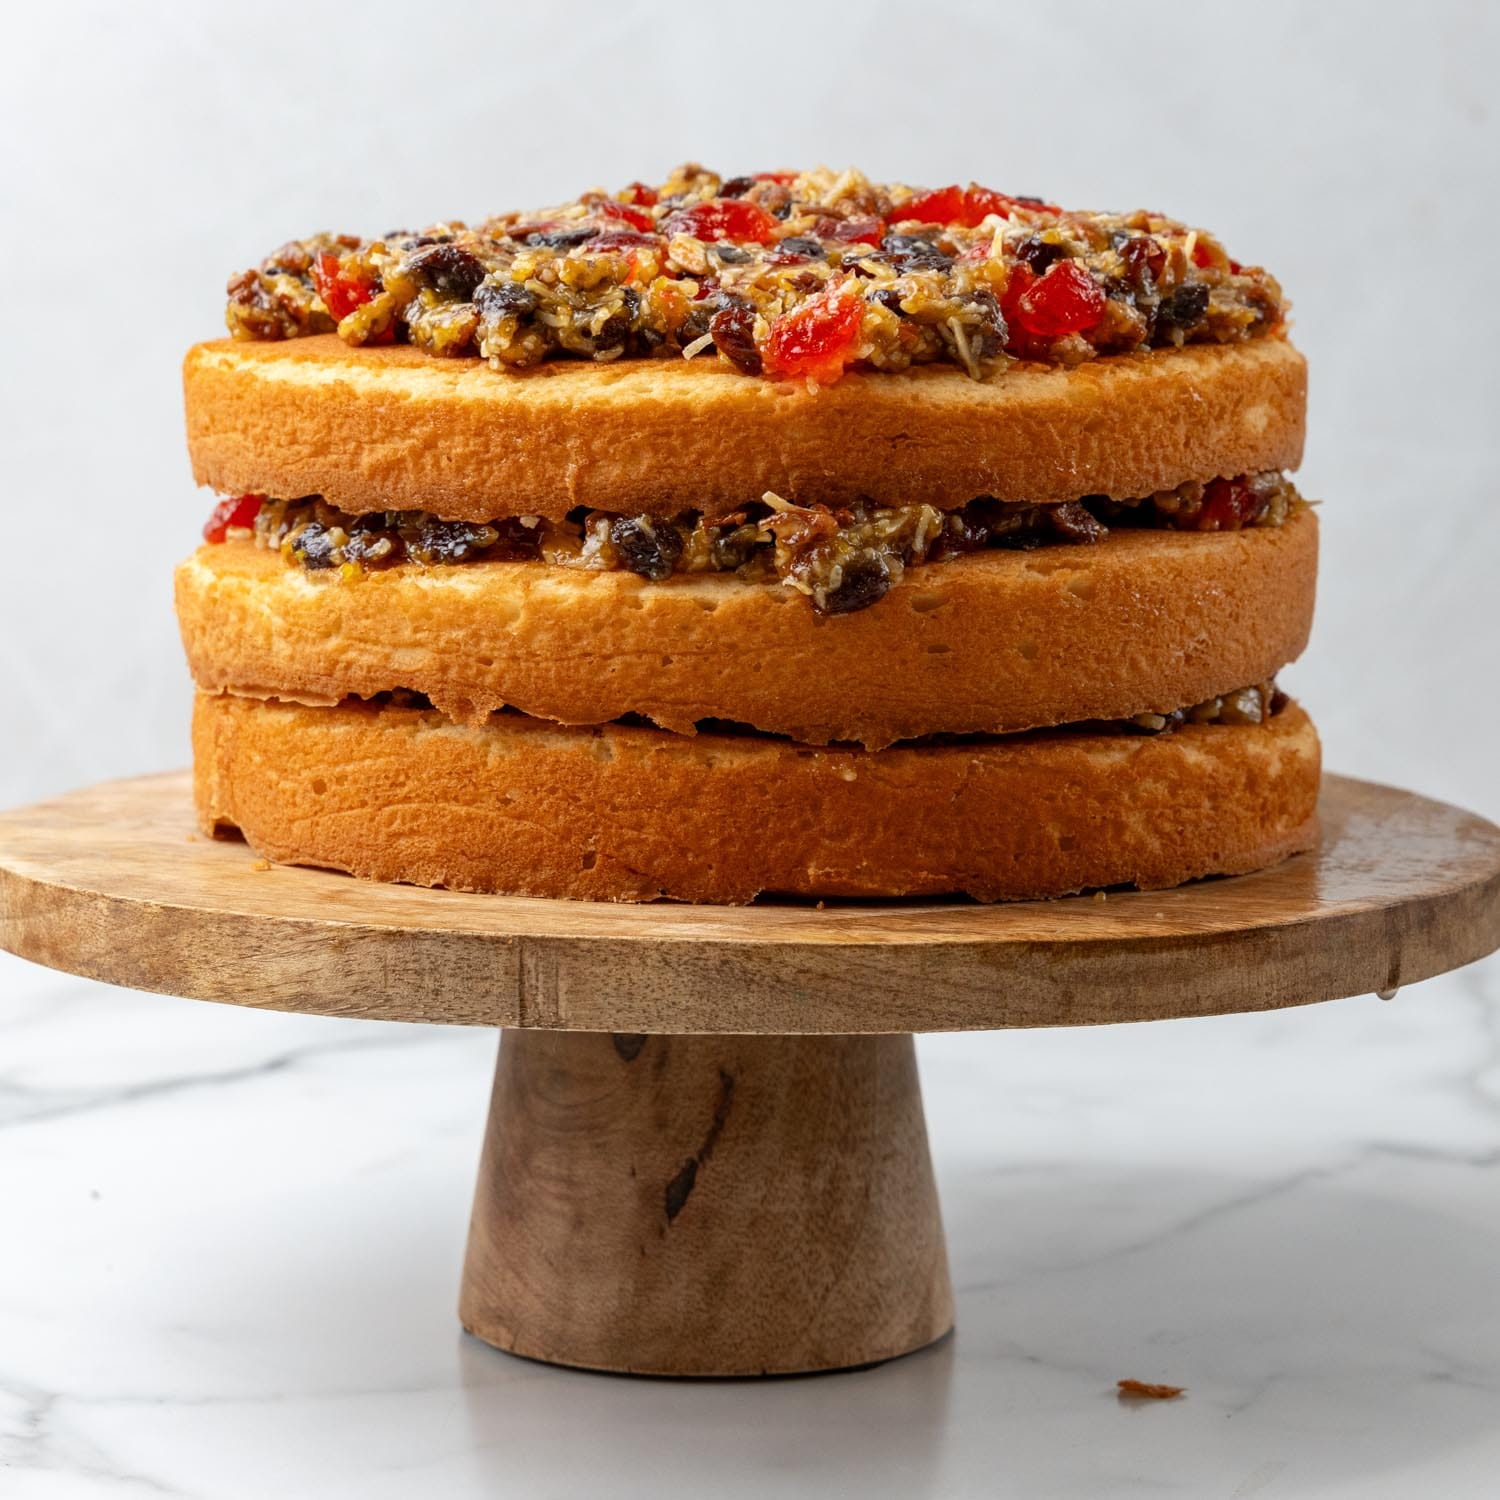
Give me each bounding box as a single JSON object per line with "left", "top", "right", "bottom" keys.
{"left": 178, "top": 165, "right": 1319, "bottom": 901}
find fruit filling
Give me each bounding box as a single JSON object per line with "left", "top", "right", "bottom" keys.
{"left": 360, "top": 681, "right": 1288, "bottom": 740}
{"left": 225, "top": 165, "right": 1284, "bottom": 385}
{"left": 203, "top": 473, "right": 1303, "bottom": 617}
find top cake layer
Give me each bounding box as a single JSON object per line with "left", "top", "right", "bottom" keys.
{"left": 184, "top": 336, "right": 1304, "bottom": 521}
{"left": 224, "top": 164, "right": 1284, "bottom": 386}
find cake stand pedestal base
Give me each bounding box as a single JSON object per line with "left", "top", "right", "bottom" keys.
{"left": 460, "top": 1030, "right": 952, "bottom": 1375}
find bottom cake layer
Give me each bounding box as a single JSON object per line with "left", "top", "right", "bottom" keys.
{"left": 192, "top": 692, "right": 1321, "bottom": 903}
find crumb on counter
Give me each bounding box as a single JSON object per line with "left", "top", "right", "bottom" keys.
{"left": 1117, "top": 1378, "right": 1186, "bottom": 1401}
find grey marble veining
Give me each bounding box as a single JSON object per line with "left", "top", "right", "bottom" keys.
{"left": 3, "top": 947, "right": 1499, "bottom": 1498}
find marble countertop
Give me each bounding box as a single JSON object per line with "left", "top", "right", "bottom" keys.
{"left": 3, "top": 947, "right": 1499, "bottom": 1499}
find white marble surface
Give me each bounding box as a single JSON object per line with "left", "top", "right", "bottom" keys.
{"left": 3, "top": 946, "right": 1499, "bottom": 1499}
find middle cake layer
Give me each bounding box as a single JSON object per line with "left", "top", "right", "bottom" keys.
{"left": 178, "top": 509, "right": 1316, "bottom": 747}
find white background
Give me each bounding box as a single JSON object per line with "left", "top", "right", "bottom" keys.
{"left": 3, "top": 4, "right": 1499, "bottom": 1498}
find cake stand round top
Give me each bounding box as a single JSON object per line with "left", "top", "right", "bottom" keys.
{"left": 1, "top": 771, "right": 1497, "bottom": 1034}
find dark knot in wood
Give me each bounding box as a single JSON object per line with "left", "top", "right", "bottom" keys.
{"left": 664, "top": 1068, "right": 735, "bottom": 1222}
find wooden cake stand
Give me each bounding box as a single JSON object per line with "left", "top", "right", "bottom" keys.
{"left": 3, "top": 771, "right": 1499, "bottom": 1377}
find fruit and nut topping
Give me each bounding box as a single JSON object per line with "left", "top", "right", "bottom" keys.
{"left": 1118, "top": 681, "right": 1285, "bottom": 736}
{"left": 203, "top": 473, "right": 1302, "bottom": 617}
{"left": 225, "top": 165, "right": 1284, "bottom": 385}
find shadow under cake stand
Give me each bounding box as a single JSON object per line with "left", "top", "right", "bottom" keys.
{"left": 2, "top": 771, "right": 1498, "bottom": 1377}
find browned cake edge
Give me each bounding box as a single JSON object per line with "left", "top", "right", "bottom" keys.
{"left": 192, "top": 693, "right": 1321, "bottom": 904}
{"left": 184, "top": 335, "right": 1307, "bottom": 521}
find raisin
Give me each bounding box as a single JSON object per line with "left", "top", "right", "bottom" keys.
{"left": 594, "top": 287, "right": 640, "bottom": 354}
{"left": 474, "top": 281, "right": 537, "bottom": 318}
{"left": 711, "top": 243, "right": 753, "bottom": 265}
{"left": 1118, "top": 234, "right": 1165, "bottom": 290}
{"left": 880, "top": 233, "right": 954, "bottom": 272}
{"left": 966, "top": 290, "right": 1007, "bottom": 356}
{"left": 872, "top": 287, "right": 906, "bottom": 315}
{"left": 610, "top": 516, "right": 684, "bottom": 580}
{"left": 710, "top": 299, "right": 762, "bottom": 374}
{"left": 293, "top": 522, "right": 337, "bottom": 569}
{"left": 820, "top": 552, "right": 891, "bottom": 615}
{"left": 710, "top": 525, "right": 762, "bottom": 570}
{"left": 403, "top": 243, "right": 487, "bottom": 298}
{"left": 1014, "top": 235, "right": 1066, "bottom": 275}
{"left": 1047, "top": 502, "right": 1108, "bottom": 544}
{"left": 719, "top": 175, "right": 756, "bottom": 198}
{"left": 677, "top": 300, "right": 716, "bottom": 346}
{"left": 526, "top": 226, "right": 600, "bottom": 248}
{"left": 486, "top": 518, "right": 544, "bottom": 561}
{"left": 776, "top": 235, "right": 825, "bottom": 259}
{"left": 342, "top": 528, "right": 404, "bottom": 568}
{"left": 928, "top": 509, "right": 990, "bottom": 558}
{"left": 986, "top": 502, "right": 1051, "bottom": 546}
{"left": 1157, "top": 283, "right": 1209, "bottom": 331}
{"left": 412, "top": 519, "right": 500, "bottom": 564}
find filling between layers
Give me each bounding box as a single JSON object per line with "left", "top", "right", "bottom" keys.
{"left": 364, "top": 681, "right": 1288, "bottom": 742}
{"left": 202, "top": 472, "right": 1303, "bottom": 617}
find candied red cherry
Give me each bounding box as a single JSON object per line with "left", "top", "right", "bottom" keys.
{"left": 662, "top": 199, "right": 779, "bottom": 244}
{"left": 1012, "top": 261, "right": 1106, "bottom": 338}
{"left": 203, "top": 494, "right": 263, "bottom": 544}
{"left": 754, "top": 170, "right": 798, "bottom": 185}
{"left": 601, "top": 200, "right": 654, "bottom": 232}
{"left": 620, "top": 181, "right": 659, "bottom": 206}
{"left": 312, "top": 253, "right": 375, "bottom": 321}
{"left": 1190, "top": 235, "right": 1237, "bottom": 271}
{"left": 898, "top": 184, "right": 1061, "bottom": 228}
{"left": 898, "top": 185, "right": 967, "bottom": 225}
{"left": 1199, "top": 478, "right": 1261, "bottom": 530}
{"left": 965, "top": 187, "right": 1062, "bottom": 220}
{"left": 999, "top": 262, "right": 1037, "bottom": 345}
{"left": 764, "top": 284, "right": 864, "bottom": 384}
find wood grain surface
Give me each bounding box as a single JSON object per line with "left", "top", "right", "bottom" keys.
{"left": 460, "top": 1030, "right": 952, "bottom": 1375}
{"left": 1, "top": 771, "right": 1497, "bottom": 1034}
